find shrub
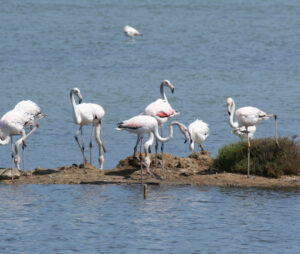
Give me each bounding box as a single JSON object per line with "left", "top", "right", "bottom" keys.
{"left": 214, "top": 137, "right": 300, "bottom": 178}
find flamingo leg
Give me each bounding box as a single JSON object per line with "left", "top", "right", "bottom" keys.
{"left": 10, "top": 136, "right": 15, "bottom": 182}
{"left": 247, "top": 127, "right": 251, "bottom": 177}
{"left": 75, "top": 126, "right": 87, "bottom": 167}
{"left": 160, "top": 126, "right": 165, "bottom": 179}
{"left": 155, "top": 139, "right": 158, "bottom": 167}
{"left": 200, "top": 144, "right": 204, "bottom": 152}
{"left": 274, "top": 114, "right": 279, "bottom": 147}
{"left": 266, "top": 114, "right": 279, "bottom": 147}
{"left": 133, "top": 134, "right": 141, "bottom": 158}
{"left": 89, "top": 125, "right": 95, "bottom": 165}
{"left": 14, "top": 126, "right": 38, "bottom": 172}
{"left": 140, "top": 136, "right": 143, "bottom": 184}
{"left": 95, "top": 123, "right": 104, "bottom": 169}
{"left": 22, "top": 139, "right": 26, "bottom": 172}
{"left": 11, "top": 136, "right": 15, "bottom": 170}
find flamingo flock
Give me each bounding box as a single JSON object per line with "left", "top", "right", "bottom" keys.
{"left": 0, "top": 82, "right": 280, "bottom": 181}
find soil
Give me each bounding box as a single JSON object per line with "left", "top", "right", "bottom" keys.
{"left": 1, "top": 151, "right": 300, "bottom": 188}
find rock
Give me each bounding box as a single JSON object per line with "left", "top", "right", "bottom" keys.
{"left": 32, "top": 167, "right": 59, "bottom": 175}
{"left": 0, "top": 168, "right": 20, "bottom": 180}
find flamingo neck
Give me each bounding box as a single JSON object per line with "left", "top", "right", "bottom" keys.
{"left": 160, "top": 82, "right": 168, "bottom": 102}
{"left": 144, "top": 132, "right": 154, "bottom": 153}
{"left": 153, "top": 121, "right": 186, "bottom": 143}
{"left": 70, "top": 91, "right": 81, "bottom": 124}
{"left": 228, "top": 101, "right": 239, "bottom": 129}
{"left": 154, "top": 123, "right": 173, "bottom": 142}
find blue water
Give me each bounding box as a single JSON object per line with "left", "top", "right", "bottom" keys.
{"left": 0, "top": 0, "right": 300, "bottom": 252}
{"left": 0, "top": 0, "right": 299, "bottom": 170}
{"left": 0, "top": 184, "right": 299, "bottom": 254}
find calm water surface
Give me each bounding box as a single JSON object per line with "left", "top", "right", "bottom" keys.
{"left": 0, "top": 0, "right": 300, "bottom": 252}
{"left": 0, "top": 185, "right": 300, "bottom": 253}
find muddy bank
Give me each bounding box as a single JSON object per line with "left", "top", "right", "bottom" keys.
{"left": 1, "top": 152, "right": 300, "bottom": 188}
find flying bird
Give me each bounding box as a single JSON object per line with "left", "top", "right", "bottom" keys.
{"left": 70, "top": 88, "right": 105, "bottom": 169}
{"left": 116, "top": 115, "right": 189, "bottom": 181}
{"left": 123, "top": 25, "right": 142, "bottom": 40}
{"left": 226, "top": 97, "right": 278, "bottom": 176}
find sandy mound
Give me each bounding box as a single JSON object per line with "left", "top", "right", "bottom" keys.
{"left": 110, "top": 151, "right": 215, "bottom": 182}
{"left": 1, "top": 152, "right": 300, "bottom": 188}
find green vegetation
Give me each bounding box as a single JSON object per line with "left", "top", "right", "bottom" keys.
{"left": 214, "top": 137, "right": 300, "bottom": 178}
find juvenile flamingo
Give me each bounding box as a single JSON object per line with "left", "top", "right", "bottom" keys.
{"left": 227, "top": 97, "right": 278, "bottom": 176}
{"left": 0, "top": 100, "right": 45, "bottom": 178}
{"left": 187, "top": 119, "right": 209, "bottom": 152}
{"left": 70, "top": 88, "right": 105, "bottom": 169}
{"left": 116, "top": 115, "right": 189, "bottom": 181}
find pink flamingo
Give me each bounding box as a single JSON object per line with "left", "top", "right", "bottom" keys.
{"left": 137, "top": 80, "right": 179, "bottom": 170}
{"left": 116, "top": 115, "right": 189, "bottom": 181}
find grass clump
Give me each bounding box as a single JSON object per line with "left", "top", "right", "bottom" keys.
{"left": 214, "top": 137, "right": 300, "bottom": 178}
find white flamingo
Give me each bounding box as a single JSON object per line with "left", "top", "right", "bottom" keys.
{"left": 70, "top": 88, "right": 105, "bottom": 169}
{"left": 0, "top": 100, "right": 45, "bottom": 177}
{"left": 187, "top": 119, "right": 209, "bottom": 152}
{"left": 226, "top": 97, "right": 278, "bottom": 176}
{"left": 116, "top": 115, "right": 189, "bottom": 181}
{"left": 141, "top": 80, "right": 179, "bottom": 169}
{"left": 123, "top": 25, "right": 142, "bottom": 40}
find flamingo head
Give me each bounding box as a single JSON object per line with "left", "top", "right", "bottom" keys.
{"left": 71, "top": 87, "right": 83, "bottom": 104}
{"left": 162, "top": 80, "right": 174, "bottom": 94}
{"left": 181, "top": 127, "right": 192, "bottom": 145}
{"left": 183, "top": 130, "right": 192, "bottom": 145}
{"left": 226, "top": 97, "right": 234, "bottom": 115}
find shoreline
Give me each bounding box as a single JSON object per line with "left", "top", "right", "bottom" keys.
{"left": 1, "top": 152, "right": 300, "bottom": 188}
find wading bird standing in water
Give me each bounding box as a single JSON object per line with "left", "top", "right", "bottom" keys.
{"left": 0, "top": 100, "right": 45, "bottom": 179}
{"left": 116, "top": 115, "right": 190, "bottom": 181}
{"left": 70, "top": 88, "right": 105, "bottom": 169}
{"left": 123, "top": 25, "right": 142, "bottom": 40}
{"left": 141, "top": 80, "right": 179, "bottom": 171}
{"left": 226, "top": 97, "right": 278, "bottom": 177}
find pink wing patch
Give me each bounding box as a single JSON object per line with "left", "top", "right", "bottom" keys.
{"left": 156, "top": 110, "right": 176, "bottom": 118}
{"left": 124, "top": 123, "right": 143, "bottom": 128}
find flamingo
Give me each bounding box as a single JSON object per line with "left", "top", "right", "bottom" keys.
{"left": 116, "top": 115, "right": 190, "bottom": 181}
{"left": 70, "top": 88, "right": 105, "bottom": 169}
{"left": 123, "top": 25, "right": 142, "bottom": 40}
{"left": 142, "top": 80, "right": 179, "bottom": 170}
{"left": 186, "top": 119, "right": 209, "bottom": 152}
{"left": 226, "top": 97, "right": 278, "bottom": 176}
{"left": 0, "top": 100, "right": 45, "bottom": 178}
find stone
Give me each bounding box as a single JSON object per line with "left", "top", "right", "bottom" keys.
{"left": 0, "top": 168, "right": 20, "bottom": 180}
